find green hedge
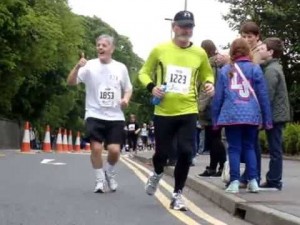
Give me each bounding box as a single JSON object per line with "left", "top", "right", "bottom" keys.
{"left": 259, "top": 123, "right": 300, "bottom": 155}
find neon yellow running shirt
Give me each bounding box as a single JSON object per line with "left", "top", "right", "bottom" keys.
{"left": 138, "top": 41, "right": 214, "bottom": 116}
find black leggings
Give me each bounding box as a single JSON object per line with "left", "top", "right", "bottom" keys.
{"left": 205, "top": 126, "right": 226, "bottom": 171}
{"left": 153, "top": 114, "right": 197, "bottom": 193}
{"left": 128, "top": 134, "right": 137, "bottom": 151}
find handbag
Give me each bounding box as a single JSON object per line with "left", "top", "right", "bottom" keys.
{"left": 198, "top": 86, "right": 212, "bottom": 112}
{"left": 221, "top": 161, "right": 230, "bottom": 183}
{"left": 198, "top": 61, "right": 217, "bottom": 114}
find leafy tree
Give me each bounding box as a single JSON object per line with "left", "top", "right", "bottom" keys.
{"left": 0, "top": 0, "right": 31, "bottom": 116}
{"left": 0, "top": 0, "right": 84, "bottom": 124}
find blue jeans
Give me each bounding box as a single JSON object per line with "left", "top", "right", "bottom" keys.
{"left": 225, "top": 125, "right": 258, "bottom": 182}
{"left": 265, "top": 123, "right": 284, "bottom": 188}
{"left": 240, "top": 130, "right": 261, "bottom": 184}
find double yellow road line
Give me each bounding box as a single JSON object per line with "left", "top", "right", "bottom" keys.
{"left": 121, "top": 156, "right": 227, "bottom": 225}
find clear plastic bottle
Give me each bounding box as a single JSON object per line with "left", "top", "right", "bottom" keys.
{"left": 151, "top": 82, "right": 167, "bottom": 105}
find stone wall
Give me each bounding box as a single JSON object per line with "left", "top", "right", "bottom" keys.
{"left": 0, "top": 119, "right": 22, "bottom": 150}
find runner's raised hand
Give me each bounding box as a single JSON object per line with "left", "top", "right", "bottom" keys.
{"left": 76, "top": 52, "right": 87, "bottom": 69}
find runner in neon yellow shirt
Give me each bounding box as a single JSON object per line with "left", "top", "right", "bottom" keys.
{"left": 139, "top": 10, "right": 214, "bottom": 211}
{"left": 139, "top": 41, "right": 214, "bottom": 116}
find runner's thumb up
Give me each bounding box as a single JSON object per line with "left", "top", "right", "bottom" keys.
{"left": 76, "top": 52, "right": 86, "bottom": 69}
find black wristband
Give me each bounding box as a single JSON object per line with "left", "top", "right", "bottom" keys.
{"left": 146, "top": 82, "right": 155, "bottom": 93}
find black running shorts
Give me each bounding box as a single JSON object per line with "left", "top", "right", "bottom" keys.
{"left": 85, "top": 117, "right": 125, "bottom": 145}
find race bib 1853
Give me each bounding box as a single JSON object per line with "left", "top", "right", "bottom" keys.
{"left": 98, "top": 87, "right": 116, "bottom": 107}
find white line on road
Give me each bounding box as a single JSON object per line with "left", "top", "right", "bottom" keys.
{"left": 40, "top": 159, "right": 66, "bottom": 165}
{"left": 41, "top": 159, "right": 55, "bottom": 164}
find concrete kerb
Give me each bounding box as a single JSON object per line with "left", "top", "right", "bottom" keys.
{"left": 239, "top": 204, "right": 300, "bottom": 225}
{"left": 134, "top": 154, "right": 300, "bottom": 225}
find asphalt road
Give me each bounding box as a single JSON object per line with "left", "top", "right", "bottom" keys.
{"left": 0, "top": 150, "right": 251, "bottom": 225}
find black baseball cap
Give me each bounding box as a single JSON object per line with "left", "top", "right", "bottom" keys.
{"left": 173, "top": 10, "right": 195, "bottom": 27}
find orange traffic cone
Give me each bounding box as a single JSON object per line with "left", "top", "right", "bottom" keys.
{"left": 42, "top": 125, "right": 52, "bottom": 153}
{"left": 74, "top": 131, "right": 81, "bottom": 152}
{"left": 56, "top": 128, "right": 63, "bottom": 153}
{"left": 62, "top": 129, "right": 68, "bottom": 152}
{"left": 85, "top": 142, "right": 91, "bottom": 152}
{"left": 68, "top": 130, "right": 73, "bottom": 152}
{"left": 21, "top": 121, "right": 31, "bottom": 153}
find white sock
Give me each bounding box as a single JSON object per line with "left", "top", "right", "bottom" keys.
{"left": 95, "top": 168, "right": 104, "bottom": 181}
{"left": 105, "top": 162, "right": 115, "bottom": 172}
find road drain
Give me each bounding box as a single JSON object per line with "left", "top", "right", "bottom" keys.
{"left": 235, "top": 207, "right": 246, "bottom": 220}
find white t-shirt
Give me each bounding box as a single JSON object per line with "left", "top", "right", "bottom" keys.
{"left": 77, "top": 59, "right": 132, "bottom": 121}
{"left": 140, "top": 127, "right": 148, "bottom": 137}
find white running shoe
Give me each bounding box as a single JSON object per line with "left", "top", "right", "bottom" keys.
{"left": 225, "top": 180, "right": 240, "bottom": 194}
{"left": 94, "top": 179, "right": 105, "bottom": 193}
{"left": 247, "top": 179, "right": 259, "bottom": 193}
{"left": 105, "top": 170, "right": 118, "bottom": 192}
{"left": 170, "top": 192, "right": 188, "bottom": 211}
{"left": 145, "top": 172, "right": 163, "bottom": 195}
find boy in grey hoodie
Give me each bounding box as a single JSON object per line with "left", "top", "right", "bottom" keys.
{"left": 258, "top": 37, "right": 291, "bottom": 190}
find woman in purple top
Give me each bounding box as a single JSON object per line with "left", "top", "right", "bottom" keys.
{"left": 212, "top": 38, "right": 273, "bottom": 193}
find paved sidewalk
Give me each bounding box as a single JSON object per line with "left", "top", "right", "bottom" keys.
{"left": 134, "top": 150, "right": 300, "bottom": 225}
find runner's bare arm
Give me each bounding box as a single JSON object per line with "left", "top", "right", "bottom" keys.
{"left": 67, "top": 52, "right": 87, "bottom": 85}
{"left": 120, "top": 89, "right": 132, "bottom": 108}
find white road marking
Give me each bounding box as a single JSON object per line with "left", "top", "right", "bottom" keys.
{"left": 40, "top": 159, "right": 66, "bottom": 165}
{"left": 41, "top": 159, "right": 55, "bottom": 164}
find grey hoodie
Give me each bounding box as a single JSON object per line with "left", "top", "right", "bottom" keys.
{"left": 261, "top": 58, "right": 291, "bottom": 123}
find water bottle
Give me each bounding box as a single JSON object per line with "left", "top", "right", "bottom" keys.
{"left": 151, "top": 83, "right": 167, "bottom": 105}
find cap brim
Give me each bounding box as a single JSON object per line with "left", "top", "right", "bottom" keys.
{"left": 175, "top": 20, "right": 195, "bottom": 27}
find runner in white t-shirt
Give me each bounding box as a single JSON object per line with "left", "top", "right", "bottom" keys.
{"left": 67, "top": 34, "right": 133, "bottom": 193}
